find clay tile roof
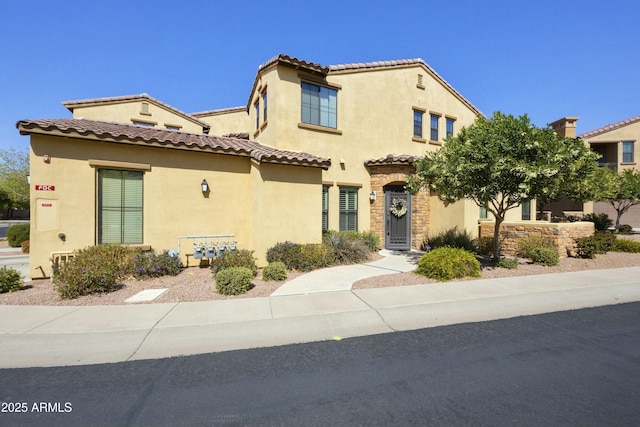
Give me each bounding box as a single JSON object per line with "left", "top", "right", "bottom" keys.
{"left": 16, "top": 118, "right": 330, "bottom": 170}
{"left": 258, "top": 54, "right": 329, "bottom": 74}
{"left": 578, "top": 115, "right": 640, "bottom": 139}
{"left": 62, "top": 93, "right": 211, "bottom": 130}
{"left": 191, "top": 106, "right": 247, "bottom": 117}
{"left": 364, "top": 154, "right": 422, "bottom": 167}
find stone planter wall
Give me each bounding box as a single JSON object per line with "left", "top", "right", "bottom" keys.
{"left": 479, "top": 220, "right": 595, "bottom": 258}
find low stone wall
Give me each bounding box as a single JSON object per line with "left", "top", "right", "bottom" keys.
{"left": 479, "top": 220, "right": 595, "bottom": 258}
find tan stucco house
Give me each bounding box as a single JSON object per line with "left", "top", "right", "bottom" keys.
{"left": 19, "top": 54, "right": 529, "bottom": 279}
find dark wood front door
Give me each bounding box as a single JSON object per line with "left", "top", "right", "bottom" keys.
{"left": 385, "top": 187, "right": 411, "bottom": 250}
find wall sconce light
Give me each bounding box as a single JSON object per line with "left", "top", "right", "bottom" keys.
{"left": 58, "top": 232, "right": 66, "bottom": 242}
{"left": 369, "top": 191, "right": 376, "bottom": 201}
{"left": 201, "top": 179, "right": 209, "bottom": 193}
{"left": 26, "top": 174, "right": 30, "bottom": 184}
{"left": 43, "top": 154, "right": 51, "bottom": 163}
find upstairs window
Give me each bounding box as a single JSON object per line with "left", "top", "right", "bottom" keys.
{"left": 254, "top": 101, "right": 260, "bottom": 130}
{"left": 446, "top": 118, "right": 455, "bottom": 139}
{"left": 262, "top": 92, "right": 268, "bottom": 123}
{"left": 430, "top": 114, "right": 439, "bottom": 141}
{"left": 623, "top": 141, "right": 634, "bottom": 163}
{"left": 413, "top": 110, "right": 423, "bottom": 138}
{"left": 301, "top": 82, "right": 337, "bottom": 128}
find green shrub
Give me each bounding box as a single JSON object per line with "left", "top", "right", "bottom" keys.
{"left": 575, "top": 236, "right": 597, "bottom": 259}
{"left": 323, "top": 230, "right": 370, "bottom": 265}
{"left": 133, "top": 250, "right": 181, "bottom": 279}
{"left": 583, "top": 213, "right": 613, "bottom": 231}
{"left": 618, "top": 224, "right": 633, "bottom": 233}
{"left": 298, "top": 243, "right": 334, "bottom": 271}
{"left": 215, "top": 267, "right": 253, "bottom": 295}
{"left": 6, "top": 224, "right": 29, "bottom": 247}
{"left": 356, "top": 230, "right": 381, "bottom": 251}
{"left": 493, "top": 257, "right": 519, "bottom": 269}
{"left": 476, "top": 236, "right": 495, "bottom": 256}
{"left": 530, "top": 247, "right": 559, "bottom": 266}
{"left": 210, "top": 249, "right": 258, "bottom": 276}
{"left": 0, "top": 266, "right": 23, "bottom": 293}
{"left": 612, "top": 238, "right": 640, "bottom": 253}
{"left": 262, "top": 261, "right": 287, "bottom": 281}
{"left": 21, "top": 240, "right": 30, "bottom": 254}
{"left": 415, "top": 247, "right": 481, "bottom": 281}
{"left": 52, "top": 245, "right": 136, "bottom": 299}
{"left": 266, "top": 241, "right": 302, "bottom": 270}
{"left": 517, "top": 235, "right": 554, "bottom": 259}
{"left": 427, "top": 227, "right": 477, "bottom": 252}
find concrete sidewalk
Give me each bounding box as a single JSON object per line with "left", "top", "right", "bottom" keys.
{"left": 1, "top": 249, "right": 639, "bottom": 368}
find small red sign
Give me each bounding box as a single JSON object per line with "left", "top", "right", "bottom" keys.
{"left": 35, "top": 185, "right": 55, "bottom": 191}
{"left": 41, "top": 203, "right": 52, "bottom": 207}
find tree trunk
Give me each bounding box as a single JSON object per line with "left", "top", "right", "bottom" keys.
{"left": 492, "top": 218, "right": 503, "bottom": 260}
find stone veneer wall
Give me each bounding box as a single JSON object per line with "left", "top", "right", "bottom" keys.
{"left": 368, "top": 164, "right": 430, "bottom": 250}
{"left": 479, "top": 220, "right": 595, "bottom": 258}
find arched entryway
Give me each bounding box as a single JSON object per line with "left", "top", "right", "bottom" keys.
{"left": 384, "top": 184, "right": 411, "bottom": 250}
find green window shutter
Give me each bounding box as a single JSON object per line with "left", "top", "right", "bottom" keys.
{"left": 322, "top": 186, "right": 329, "bottom": 232}
{"left": 339, "top": 188, "right": 358, "bottom": 232}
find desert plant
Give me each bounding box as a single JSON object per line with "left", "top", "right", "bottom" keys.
{"left": 133, "top": 250, "right": 181, "bottom": 279}
{"left": 210, "top": 249, "right": 257, "bottom": 276}
{"left": 21, "top": 239, "right": 29, "bottom": 254}
{"left": 612, "top": 238, "right": 640, "bottom": 253}
{"left": 215, "top": 267, "right": 253, "bottom": 295}
{"left": 262, "top": 261, "right": 287, "bottom": 281}
{"left": 475, "top": 236, "right": 495, "bottom": 256}
{"left": 415, "top": 247, "right": 481, "bottom": 281}
{"left": 265, "top": 241, "right": 302, "bottom": 270}
{"left": 618, "top": 224, "right": 633, "bottom": 233}
{"left": 355, "top": 230, "right": 381, "bottom": 251}
{"left": 0, "top": 266, "right": 23, "bottom": 293}
{"left": 492, "top": 257, "right": 519, "bottom": 269}
{"left": 517, "top": 235, "right": 555, "bottom": 259}
{"left": 6, "top": 224, "right": 29, "bottom": 247}
{"left": 297, "top": 243, "right": 334, "bottom": 271}
{"left": 575, "top": 236, "right": 597, "bottom": 259}
{"left": 323, "top": 230, "right": 370, "bottom": 265}
{"left": 52, "top": 245, "right": 137, "bottom": 299}
{"left": 530, "top": 247, "right": 559, "bottom": 266}
{"left": 427, "top": 227, "right": 477, "bottom": 252}
{"left": 583, "top": 213, "right": 613, "bottom": 231}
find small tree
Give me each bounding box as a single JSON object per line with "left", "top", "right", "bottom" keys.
{"left": 0, "top": 148, "right": 29, "bottom": 216}
{"left": 588, "top": 167, "right": 640, "bottom": 230}
{"left": 408, "top": 112, "right": 598, "bottom": 260}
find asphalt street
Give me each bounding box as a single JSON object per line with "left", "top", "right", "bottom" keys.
{"left": 1, "top": 302, "right": 639, "bottom": 426}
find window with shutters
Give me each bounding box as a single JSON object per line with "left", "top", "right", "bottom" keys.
{"left": 322, "top": 185, "right": 329, "bottom": 232}
{"left": 98, "top": 169, "right": 143, "bottom": 244}
{"left": 339, "top": 187, "right": 358, "bottom": 231}
{"left": 301, "top": 81, "right": 337, "bottom": 128}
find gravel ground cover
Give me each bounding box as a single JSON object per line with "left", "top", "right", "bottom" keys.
{"left": 1, "top": 239, "right": 639, "bottom": 306}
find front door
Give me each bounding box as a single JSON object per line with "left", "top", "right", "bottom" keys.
{"left": 385, "top": 186, "right": 411, "bottom": 250}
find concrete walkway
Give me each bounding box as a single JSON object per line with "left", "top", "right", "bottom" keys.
{"left": 1, "top": 250, "right": 640, "bottom": 369}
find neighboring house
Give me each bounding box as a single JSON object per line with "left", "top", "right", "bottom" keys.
{"left": 19, "top": 54, "right": 528, "bottom": 279}
{"left": 578, "top": 115, "right": 640, "bottom": 227}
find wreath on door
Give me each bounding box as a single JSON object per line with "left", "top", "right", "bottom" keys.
{"left": 389, "top": 197, "right": 408, "bottom": 218}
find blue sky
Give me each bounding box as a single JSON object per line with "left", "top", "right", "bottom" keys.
{"left": 1, "top": 0, "right": 638, "bottom": 152}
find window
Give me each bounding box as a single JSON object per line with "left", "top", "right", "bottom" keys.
{"left": 262, "top": 92, "right": 268, "bottom": 123}
{"left": 301, "top": 81, "right": 337, "bottom": 128}
{"left": 521, "top": 199, "right": 531, "bottom": 221}
{"left": 98, "top": 169, "right": 143, "bottom": 244}
{"left": 623, "top": 141, "right": 634, "bottom": 163}
{"left": 132, "top": 120, "right": 154, "bottom": 127}
{"left": 446, "top": 118, "right": 455, "bottom": 139}
{"left": 339, "top": 187, "right": 358, "bottom": 231}
{"left": 254, "top": 101, "right": 260, "bottom": 130}
{"left": 413, "top": 110, "right": 423, "bottom": 138}
{"left": 479, "top": 205, "right": 487, "bottom": 219}
{"left": 430, "top": 114, "right": 439, "bottom": 141}
{"left": 322, "top": 186, "right": 329, "bottom": 232}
